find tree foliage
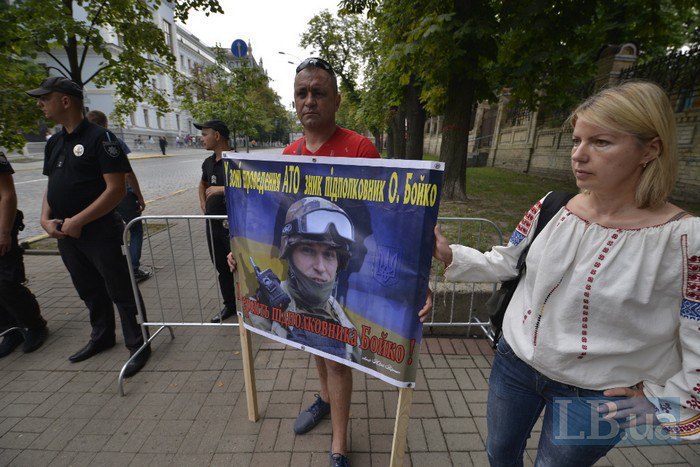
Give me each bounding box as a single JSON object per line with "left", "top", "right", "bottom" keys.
{"left": 173, "top": 53, "right": 289, "bottom": 147}
{"left": 0, "top": 1, "right": 47, "bottom": 150}
{"left": 301, "top": 9, "right": 402, "bottom": 152}
{"left": 301, "top": 10, "right": 374, "bottom": 105}
{"left": 340, "top": 0, "right": 698, "bottom": 199}
{"left": 0, "top": 0, "right": 223, "bottom": 149}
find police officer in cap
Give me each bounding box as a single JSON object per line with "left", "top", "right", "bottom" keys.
{"left": 27, "top": 76, "right": 150, "bottom": 377}
{"left": 0, "top": 152, "right": 48, "bottom": 357}
{"left": 196, "top": 120, "right": 237, "bottom": 323}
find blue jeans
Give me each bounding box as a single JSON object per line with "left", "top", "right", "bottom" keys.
{"left": 487, "top": 338, "right": 622, "bottom": 466}
{"left": 116, "top": 191, "right": 143, "bottom": 272}
{"left": 128, "top": 221, "right": 143, "bottom": 271}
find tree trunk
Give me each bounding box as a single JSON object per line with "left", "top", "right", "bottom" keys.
{"left": 404, "top": 77, "right": 426, "bottom": 160}
{"left": 391, "top": 104, "right": 406, "bottom": 159}
{"left": 439, "top": 73, "right": 475, "bottom": 200}
{"left": 372, "top": 130, "right": 382, "bottom": 154}
{"left": 386, "top": 124, "right": 395, "bottom": 158}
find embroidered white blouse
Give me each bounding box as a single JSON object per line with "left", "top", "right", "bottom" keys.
{"left": 445, "top": 193, "right": 700, "bottom": 440}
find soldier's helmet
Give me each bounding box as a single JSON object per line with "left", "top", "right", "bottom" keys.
{"left": 280, "top": 197, "right": 354, "bottom": 271}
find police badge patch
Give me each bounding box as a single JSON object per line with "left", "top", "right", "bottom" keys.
{"left": 102, "top": 141, "right": 120, "bottom": 158}
{"left": 73, "top": 144, "right": 84, "bottom": 157}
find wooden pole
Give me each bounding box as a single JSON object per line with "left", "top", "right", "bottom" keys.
{"left": 390, "top": 387, "right": 414, "bottom": 466}
{"left": 238, "top": 314, "right": 259, "bottom": 422}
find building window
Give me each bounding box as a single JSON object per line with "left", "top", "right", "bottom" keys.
{"left": 176, "top": 114, "right": 181, "bottom": 131}
{"left": 180, "top": 54, "right": 184, "bottom": 70}
{"left": 130, "top": 112, "right": 136, "bottom": 126}
{"left": 143, "top": 109, "right": 150, "bottom": 128}
{"left": 157, "top": 115, "right": 163, "bottom": 129}
{"left": 162, "top": 20, "right": 173, "bottom": 52}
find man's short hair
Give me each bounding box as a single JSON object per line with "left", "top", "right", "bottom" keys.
{"left": 86, "top": 110, "right": 108, "bottom": 128}
{"left": 295, "top": 57, "right": 338, "bottom": 93}
{"left": 26, "top": 76, "right": 84, "bottom": 99}
{"left": 193, "top": 120, "right": 230, "bottom": 139}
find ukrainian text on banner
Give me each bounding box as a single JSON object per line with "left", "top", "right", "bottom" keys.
{"left": 223, "top": 153, "right": 444, "bottom": 388}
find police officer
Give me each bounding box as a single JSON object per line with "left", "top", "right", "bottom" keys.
{"left": 0, "top": 152, "right": 48, "bottom": 357}
{"left": 86, "top": 110, "right": 151, "bottom": 283}
{"left": 195, "top": 120, "right": 237, "bottom": 323}
{"left": 27, "top": 77, "right": 149, "bottom": 377}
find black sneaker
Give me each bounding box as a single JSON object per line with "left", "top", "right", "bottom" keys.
{"left": 330, "top": 453, "right": 350, "bottom": 467}
{"left": 22, "top": 326, "right": 48, "bottom": 353}
{"left": 0, "top": 330, "right": 24, "bottom": 358}
{"left": 134, "top": 268, "right": 152, "bottom": 283}
{"left": 294, "top": 394, "right": 331, "bottom": 434}
{"left": 210, "top": 306, "right": 235, "bottom": 323}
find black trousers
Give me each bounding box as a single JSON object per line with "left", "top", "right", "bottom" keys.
{"left": 0, "top": 216, "right": 45, "bottom": 331}
{"left": 205, "top": 220, "right": 236, "bottom": 310}
{"left": 57, "top": 234, "right": 145, "bottom": 351}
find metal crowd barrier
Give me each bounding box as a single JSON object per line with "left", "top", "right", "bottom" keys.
{"left": 116, "top": 214, "right": 503, "bottom": 394}
{"left": 427, "top": 217, "right": 504, "bottom": 339}
{"left": 118, "top": 214, "right": 233, "bottom": 395}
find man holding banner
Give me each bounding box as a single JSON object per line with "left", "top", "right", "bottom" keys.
{"left": 227, "top": 57, "right": 435, "bottom": 466}
{"left": 283, "top": 57, "right": 380, "bottom": 467}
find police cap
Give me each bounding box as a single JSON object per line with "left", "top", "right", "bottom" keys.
{"left": 26, "top": 77, "right": 84, "bottom": 99}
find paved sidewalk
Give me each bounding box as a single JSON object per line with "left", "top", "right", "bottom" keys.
{"left": 0, "top": 188, "right": 698, "bottom": 466}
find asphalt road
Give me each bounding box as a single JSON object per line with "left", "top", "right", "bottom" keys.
{"left": 12, "top": 147, "right": 282, "bottom": 241}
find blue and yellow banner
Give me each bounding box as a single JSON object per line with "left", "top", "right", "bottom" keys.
{"left": 224, "top": 153, "right": 444, "bottom": 387}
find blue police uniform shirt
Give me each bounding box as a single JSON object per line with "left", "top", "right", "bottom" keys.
{"left": 43, "top": 119, "right": 132, "bottom": 238}
{"left": 201, "top": 153, "right": 226, "bottom": 187}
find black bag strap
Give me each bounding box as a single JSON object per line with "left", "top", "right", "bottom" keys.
{"left": 489, "top": 191, "right": 575, "bottom": 348}
{"left": 515, "top": 191, "right": 575, "bottom": 274}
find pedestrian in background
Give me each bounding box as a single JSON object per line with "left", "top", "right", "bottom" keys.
{"left": 27, "top": 77, "right": 150, "bottom": 377}
{"left": 158, "top": 136, "right": 167, "bottom": 155}
{"left": 0, "top": 152, "right": 48, "bottom": 358}
{"left": 86, "top": 110, "right": 151, "bottom": 283}
{"left": 433, "top": 81, "right": 700, "bottom": 463}
{"left": 195, "top": 120, "right": 236, "bottom": 323}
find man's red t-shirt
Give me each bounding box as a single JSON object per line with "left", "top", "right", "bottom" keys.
{"left": 283, "top": 126, "right": 380, "bottom": 158}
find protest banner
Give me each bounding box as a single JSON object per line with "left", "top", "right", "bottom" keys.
{"left": 224, "top": 154, "right": 443, "bottom": 388}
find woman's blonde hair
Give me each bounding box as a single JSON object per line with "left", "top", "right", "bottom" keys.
{"left": 568, "top": 81, "right": 677, "bottom": 208}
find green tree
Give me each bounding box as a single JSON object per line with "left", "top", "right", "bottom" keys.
{"left": 0, "top": 1, "right": 54, "bottom": 150}
{"left": 342, "top": 0, "right": 698, "bottom": 199}
{"left": 300, "top": 10, "right": 373, "bottom": 106}
{"left": 174, "top": 53, "right": 288, "bottom": 149}
{"left": 300, "top": 9, "right": 404, "bottom": 156}
{"left": 0, "top": 54, "right": 46, "bottom": 151}
{"left": 0, "top": 0, "right": 223, "bottom": 147}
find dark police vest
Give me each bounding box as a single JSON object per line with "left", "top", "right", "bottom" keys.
{"left": 43, "top": 119, "right": 132, "bottom": 239}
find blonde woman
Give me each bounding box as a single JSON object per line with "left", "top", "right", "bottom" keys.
{"left": 434, "top": 81, "right": 698, "bottom": 465}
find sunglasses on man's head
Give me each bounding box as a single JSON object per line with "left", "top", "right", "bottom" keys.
{"left": 296, "top": 57, "right": 335, "bottom": 76}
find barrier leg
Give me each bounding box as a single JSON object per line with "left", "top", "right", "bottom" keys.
{"left": 390, "top": 387, "right": 414, "bottom": 467}
{"left": 238, "top": 314, "right": 259, "bottom": 421}
{"left": 118, "top": 324, "right": 174, "bottom": 396}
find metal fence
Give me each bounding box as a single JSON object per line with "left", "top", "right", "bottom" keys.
{"left": 427, "top": 217, "right": 503, "bottom": 338}
{"left": 117, "top": 214, "right": 504, "bottom": 394}
{"left": 619, "top": 45, "right": 700, "bottom": 113}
